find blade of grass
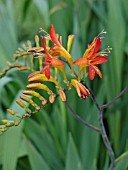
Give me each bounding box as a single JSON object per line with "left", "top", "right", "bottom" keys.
{"left": 65, "top": 133, "right": 83, "bottom": 170}
{"left": 0, "top": 90, "right": 25, "bottom": 170}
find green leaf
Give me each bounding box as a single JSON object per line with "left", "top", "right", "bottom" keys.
{"left": 24, "top": 118, "right": 63, "bottom": 170}
{"left": 27, "top": 139, "right": 51, "bottom": 170}
{"left": 0, "top": 0, "right": 17, "bottom": 71}
{"left": 114, "top": 155, "right": 128, "bottom": 170}
{"left": 33, "top": 0, "right": 50, "bottom": 27}
{"left": 0, "top": 90, "right": 25, "bottom": 170}
{"left": 65, "top": 134, "right": 83, "bottom": 170}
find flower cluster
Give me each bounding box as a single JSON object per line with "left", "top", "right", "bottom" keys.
{"left": 28, "top": 25, "right": 110, "bottom": 101}
{"left": 0, "top": 24, "right": 111, "bottom": 134}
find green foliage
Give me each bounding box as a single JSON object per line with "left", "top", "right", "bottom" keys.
{"left": 0, "top": 0, "right": 128, "bottom": 169}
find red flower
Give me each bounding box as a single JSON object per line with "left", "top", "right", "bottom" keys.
{"left": 74, "top": 36, "right": 110, "bottom": 80}
{"left": 41, "top": 38, "right": 64, "bottom": 79}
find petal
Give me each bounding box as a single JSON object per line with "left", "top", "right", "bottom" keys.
{"left": 51, "top": 47, "right": 74, "bottom": 75}
{"left": 73, "top": 58, "right": 87, "bottom": 65}
{"left": 67, "top": 34, "right": 75, "bottom": 52}
{"left": 50, "top": 25, "right": 61, "bottom": 47}
{"left": 93, "top": 65, "right": 102, "bottom": 78}
{"left": 51, "top": 58, "right": 64, "bottom": 66}
{"left": 88, "top": 66, "right": 96, "bottom": 80}
{"left": 78, "top": 83, "right": 90, "bottom": 96}
{"left": 91, "top": 56, "right": 108, "bottom": 65}
{"left": 75, "top": 84, "right": 81, "bottom": 97}
{"left": 93, "top": 38, "right": 102, "bottom": 54}
{"left": 28, "top": 71, "right": 40, "bottom": 80}
{"left": 42, "top": 38, "right": 51, "bottom": 58}
{"left": 40, "top": 65, "right": 50, "bottom": 79}
{"left": 87, "top": 38, "right": 102, "bottom": 60}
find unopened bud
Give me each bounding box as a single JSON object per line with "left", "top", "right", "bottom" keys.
{"left": 59, "top": 89, "right": 66, "bottom": 102}
{"left": 27, "top": 40, "right": 32, "bottom": 48}
{"left": 16, "top": 100, "right": 32, "bottom": 113}
{"left": 35, "top": 35, "right": 39, "bottom": 47}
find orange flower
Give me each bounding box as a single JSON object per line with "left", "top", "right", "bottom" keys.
{"left": 40, "top": 38, "right": 64, "bottom": 79}
{"left": 70, "top": 79, "right": 90, "bottom": 100}
{"left": 74, "top": 34, "right": 111, "bottom": 80}
{"left": 49, "top": 25, "right": 74, "bottom": 75}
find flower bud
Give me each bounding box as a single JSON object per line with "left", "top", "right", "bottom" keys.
{"left": 16, "top": 100, "right": 32, "bottom": 113}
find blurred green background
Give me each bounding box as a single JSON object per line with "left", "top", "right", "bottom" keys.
{"left": 0, "top": 0, "right": 128, "bottom": 169}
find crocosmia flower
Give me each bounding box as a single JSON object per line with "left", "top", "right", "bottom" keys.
{"left": 74, "top": 32, "right": 111, "bottom": 80}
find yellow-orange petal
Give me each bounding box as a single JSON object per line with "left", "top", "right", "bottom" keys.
{"left": 67, "top": 34, "right": 75, "bottom": 52}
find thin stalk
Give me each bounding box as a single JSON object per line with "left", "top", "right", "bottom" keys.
{"left": 100, "top": 86, "right": 128, "bottom": 110}
{"left": 98, "top": 110, "right": 115, "bottom": 170}
{"left": 82, "top": 82, "right": 115, "bottom": 169}
{"left": 65, "top": 101, "right": 101, "bottom": 132}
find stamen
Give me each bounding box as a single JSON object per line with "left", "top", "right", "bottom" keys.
{"left": 97, "top": 29, "right": 107, "bottom": 38}
{"left": 39, "top": 28, "right": 50, "bottom": 39}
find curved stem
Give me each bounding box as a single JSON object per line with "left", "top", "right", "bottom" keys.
{"left": 65, "top": 101, "right": 101, "bottom": 132}
{"left": 100, "top": 86, "right": 128, "bottom": 110}
{"left": 82, "top": 81, "right": 115, "bottom": 169}
{"left": 98, "top": 111, "right": 115, "bottom": 170}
